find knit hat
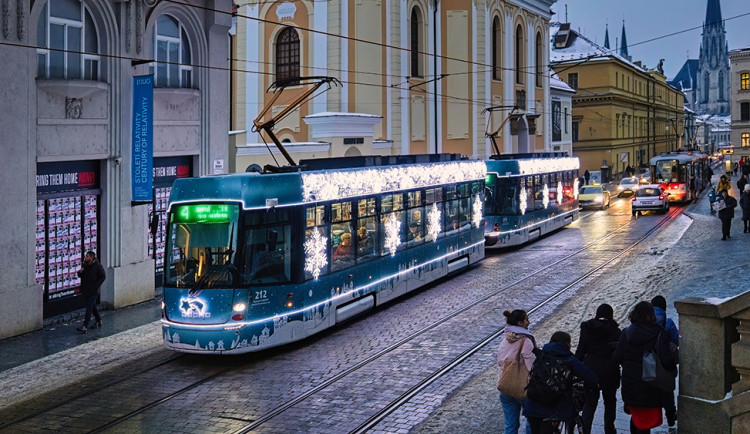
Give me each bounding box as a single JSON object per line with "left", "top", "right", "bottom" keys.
{"left": 651, "top": 295, "right": 667, "bottom": 310}
{"left": 595, "top": 303, "right": 614, "bottom": 320}
{"left": 744, "top": 185, "right": 750, "bottom": 192}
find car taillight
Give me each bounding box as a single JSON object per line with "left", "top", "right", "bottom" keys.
{"left": 659, "top": 195, "right": 665, "bottom": 200}
{"left": 669, "top": 183, "right": 680, "bottom": 190}
{"left": 632, "top": 196, "right": 637, "bottom": 201}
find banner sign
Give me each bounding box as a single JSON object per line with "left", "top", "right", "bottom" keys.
{"left": 36, "top": 161, "right": 99, "bottom": 195}
{"left": 153, "top": 156, "right": 192, "bottom": 187}
{"left": 132, "top": 75, "right": 154, "bottom": 202}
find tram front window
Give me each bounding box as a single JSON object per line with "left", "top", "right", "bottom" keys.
{"left": 165, "top": 204, "right": 239, "bottom": 288}
{"left": 655, "top": 160, "right": 681, "bottom": 183}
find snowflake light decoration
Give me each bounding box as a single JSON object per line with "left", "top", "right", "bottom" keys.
{"left": 573, "top": 178, "right": 580, "bottom": 200}
{"left": 542, "top": 184, "right": 550, "bottom": 209}
{"left": 519, "top": 188, "right": 528, "bottom": 215}
{"left": 384, "top": 212, "right": 401, "bottom": 256}
{"left": 472, "top": 195, "right": 483, "bottom": 227}
{"left": 427, "top": 203, "right": 441, "bottom": 241}
{"left": 304, "top": 227, "right": 327, "bottom": 279}
{"left": 517, "top": 157, "right": 580, "bottom": 175}
{"left": 557, "top": 181, "right": 563, "bottom": 205}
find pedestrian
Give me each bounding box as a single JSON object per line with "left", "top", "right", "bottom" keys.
{"left": 740, "top": 185, "right": 750, "bottom": 233}
{"left": 76, "top": 251, "right": 105, "bottom": 334}
{"left": 497, "top": 309, "right": 536, "bottom": 434}
{"left": 689, "top": 174, "right": 697, "bottom": 203}
{"left": 717, "top": 175, "right": 731, "bottom": 194}
{"left": 584, "top": 170, "right": 591, "bottom": 185}
{"left": 716, "top": 189, "right": 738, "bottom": 240}
{"left": 651, "top": 295, "right": 679, "bottom": 428}
{"left": 613, "top": 301, "right": 677, "bottom": 434}
{"left": 705, "top": 166, "right": 714, "bottom": 187}
{"left": 734, "top": 162, "right": 739, "bottom": 176}
{"left": 708, "top": 187, "right": 717, "bottom": 214}
{"left": 743, "top": 159, "right": 750, "bottom": 177}
{"left": 626, "top": 165, "right": 634, "bottom": 177}
{"left": 575, "top": 304, "right": 622, "bottom": 434}
{"left": 738, "top": 174, "right": 748, "bottom": 195}
{"left": 523, "top": 331, "right": 598, "bottom": 434}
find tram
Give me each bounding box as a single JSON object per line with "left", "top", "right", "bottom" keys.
{"left": 160, "top": 154, "right": 486, "bottom": 354}
{"left": 483, "top": 153, "right": 580, "bottom": 248}
{"left": 649, "top": 151, "right": 710, "bottom": 202}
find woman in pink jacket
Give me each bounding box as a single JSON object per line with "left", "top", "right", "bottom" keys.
{"left": 497, "top": 309, "right": 537, "bottom": 434}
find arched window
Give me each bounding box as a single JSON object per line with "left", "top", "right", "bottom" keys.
{"left": 36, "top": 0, "right": 100, "bottom": 80}
{"left": 276, "top": 27, "right": 300, "bottom": 85}
{"left": 515, "top": 24, "right": 523, "bottom": 84}
{"left": 704, "top": 73, "right": 710, "bottom": 102}
{"left": 719, "top": 71, "right": 724, "bottom": 100}
{"left": 410, "top": 7, "right": 423, "bottom": 78}
{"left": 492, "top": 16, "right": 501, "bottom": 80}
{"left": 153, "top": 15, "right": 192, "bottom": 88}
{"left": 535, "top": 31, "right": 542, "bottom": 87}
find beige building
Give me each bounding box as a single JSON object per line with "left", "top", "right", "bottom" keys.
{"left": 730, "top": 46, "right": 750, "bottom": 164}
{"left": 230, "top": 0, "right": 558, "bottom": 171}
{"left": 550, "top": 23, "right": 685, "bottom": 178}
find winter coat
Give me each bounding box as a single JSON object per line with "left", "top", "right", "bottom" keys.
{"left": 523, "top": 341, "right": 598, "bottom": 422}
{"left": 78, "top": 260, "right": 106, "bottom": 297}
{"left": 653, "top": 306, "right": 679, "bottom": 346}
{"left": 717, "top": 179, "right": 731, "bottom": 193}
{"left": 497, "top": 325, "right": 537, "bottom": 385}
{"left": 738, "top": 177, "right": 748, "bottom": 194}
{"left": 718, "top": 194, "right": 738, "bottom": 219}
{"left": 575, "top": 318, "right": 622, "bottom": 390}
{"left": 740, "top": 192, "right": 750, "bottom": 221}
{"left": 613, "top": 322, "right": 677, "bottom": 408}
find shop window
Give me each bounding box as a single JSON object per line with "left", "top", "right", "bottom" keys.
{"left": 276, "top": 27, "right": 299, "bottom": 85}
{"left": 152, "top": 14, "right": 193, "bottom": 88}
{"left": 36, "top": 0, "right": 100, "bottom": 80}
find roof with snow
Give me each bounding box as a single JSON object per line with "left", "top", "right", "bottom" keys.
{"left": 549, "top": 22, "right": 645, "bottom": 72}
{"left": 549, "top": 70, "right": 575, "bottom": 93}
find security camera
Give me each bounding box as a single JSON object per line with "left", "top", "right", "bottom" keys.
{"left": 113, "top": 157, "right": 122, "bottom": 166}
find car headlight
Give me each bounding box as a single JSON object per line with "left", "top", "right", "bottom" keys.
{"left": 594, "top": 196, "right": 602, "bottom": 203}
{"left": 618, "top": 186, "right": 624, "bottom": 191}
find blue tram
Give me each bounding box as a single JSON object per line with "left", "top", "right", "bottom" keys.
{"left": 483, "top": 153, "right": 580, "bottom": 247}
{"left": 161, "top": 154, "right": 486, "bottom": 354}
{"left": 649, "top": 151, "right": 710, "bottom": 202}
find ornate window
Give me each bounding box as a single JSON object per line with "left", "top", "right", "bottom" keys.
{"left": 535, "top": 32, "right": 542, "bottom": 87}
{"left": 492, "top": 16, "right": 502, "bottom": 81}
{"left": 719, "top": 71, "right": 724, "bottom": 100}
{"left": 153, "top": 15, "right": 192, "bottom": 88}
{"left": 276, "top": 27, "right": 300, "bottom": 84}
{"left": 741, "top": 73, "right": 749, "bottom": 90}
{"left": 36, "top": 0, "right": 100, "bottom": 80}
{"left": 410, "top": 7, "right": 423, "bottom": 78}
{"left": 515, "top": 24, "right": 524, "bottom": 84}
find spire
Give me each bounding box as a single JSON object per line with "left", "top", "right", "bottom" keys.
{"left": 705, "top": 0, "right": 723, "bottom": 29}
{"left": 604, "top": 23, "right": 610, "bottom": 49}
{"left": 619, "top": 20, "right": 629, "bottom": 59}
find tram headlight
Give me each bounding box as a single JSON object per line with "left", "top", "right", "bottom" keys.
{"left": 233, "top": 302, "right": 246, "bottom": 312}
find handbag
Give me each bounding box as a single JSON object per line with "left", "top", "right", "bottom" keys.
{"left": 642, "top": 333, "right": 677, "bottom": 392}
{"left": 497, "top": 338, "right": 530, "bottom": 400}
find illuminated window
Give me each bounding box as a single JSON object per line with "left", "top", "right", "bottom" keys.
{"left": 276, "top": 27, "right": 299, "bottom": 85}
{"left": 153, "top": 15, "right": 192, "bottom": 88}
{"left": 743, "top": 133, "right": 750, "bottom": 148}
{"left": 741, "top": 73, "right": 750, "bottom": 90}
{"left": 36, "top": 0, "right": 100, "bottom": 80}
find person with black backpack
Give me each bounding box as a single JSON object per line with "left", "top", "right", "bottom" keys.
{"left": 523, "top": 331, "right": 598, "bottom": 434}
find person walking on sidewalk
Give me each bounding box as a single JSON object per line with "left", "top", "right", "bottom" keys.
{"left": 738, "top": 174, "right": 748, "bottom": 195}
{"left": 76, "top": 251, "right": 105, "bottom": 334}
{"left": 717, "top": 175, "right": 731, "bottom": 194}
{"left": 497, "top": 309, "right": 537, "bottom": 434}
{"left": 740, "top": 185, "right": 750, "bottom": 233}
{"left": 689, "top": 175, "right": 698, "bottom": 203}
{"left": 651, "top": 296, "right": 679, "bottom": 428}
{"left": 717, "top": 189, "right": 738, "bottom": 240}
{"left": 575, "top": 304, "right": 622, "bottom": 434}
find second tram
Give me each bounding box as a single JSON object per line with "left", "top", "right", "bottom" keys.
{"left": 161, "top": 154, "right": 486, "bottom": 354}
{"left": 649, "top": 151, "right": 710, "bottom": 202}
{"left": 483, "top": 153, "right": 580, "bottom": 247}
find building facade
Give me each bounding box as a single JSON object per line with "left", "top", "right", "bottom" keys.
{"left": 230, "top": 0, "right": 557, "bottom": 170}
{"left": 730, "top": 46, "right": 750, "bottom": 164}
{"left": 550, "top": 71, "right": 574, "bottom": 155}
{"left": 0, "top": 0, "right": 232, "bottom": 339}
{"left": 551, "top": 23, "right": 685, "bottom": 177}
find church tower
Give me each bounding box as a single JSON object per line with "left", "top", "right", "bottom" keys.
{"left": 695, "top": 0, "right": 731, "bottom": 115}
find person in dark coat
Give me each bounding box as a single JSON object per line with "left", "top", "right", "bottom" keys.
{"left": 688, "top": 175, "right": 698, "bottom": 203}
{"left": 651, "top": 295, "right": 679, "bottom": 427}
{"left": 76, "top": 251, "right": 106, "bottom": 334}
{"left": 737, "top": 174, "right": 748, "bottom": 195}
{"left": 584, "top": 170, "right": 591, "bottom": 185}
{"left": 523, "top": 331, "right": 598, "bottom": 434}
{"left": 575, "top": 304, "right": 622, "bottom": 434}
{"left": 717, "top": 189, "right": 738, "bottom": 240}
{"left": 613, "top": 301, "right": 677, "bottom": 434}
{"left": 740, "top": 185, "right": 750, "bottom": 233}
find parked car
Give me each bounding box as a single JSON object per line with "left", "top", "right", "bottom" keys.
{"left": 632, "top": 184, "right": 669, "bottom": 215}
{"left": 579, "top": 184, "right": 611, "bottom": 210}
{"left": 618, "top": 177, "right": 640, "bottom": 197}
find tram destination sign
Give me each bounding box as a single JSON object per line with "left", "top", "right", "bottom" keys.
{"left": 174, "top": 204, "right": 232, "bottom": 223}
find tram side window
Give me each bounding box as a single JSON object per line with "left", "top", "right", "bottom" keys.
{"left": 425, "top": 187, "right": 443, "bottom": 241}
{"left": 241, "top": 210, "right": 291, "bottom": 284}
{"left": 444, "top": 185, "right": 460, "bottom": 232}
{"left": 457, "top": 182, "right": 472, "bottom": 228}
{"left": 331, "top": 201, "right": 354, "bottom": 271}
{"left": 533, "top": 175, "right": 546, "bottom": 210}
{"left": 304, "top": 205, "right": 329, "bottom": 280}
{"left": 406, "top": 190, "right": 424, "bottom": 245}
{"left": 381, "top": 193, "right": 404, "bottom": 255}
{"left": 356, "top": 197, "right": 377, "bottom": 263}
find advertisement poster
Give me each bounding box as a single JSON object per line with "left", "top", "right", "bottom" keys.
{"left": 132, "top": 75, "right": 154, "bottom": 202}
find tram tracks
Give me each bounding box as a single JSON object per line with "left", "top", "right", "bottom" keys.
{"left": 0, "top": 206, "right": 684, "bottom": 433}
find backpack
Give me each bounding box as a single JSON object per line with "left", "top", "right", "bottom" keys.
{"left": 525, "top": 351, "right": 573, "bottom": 406}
